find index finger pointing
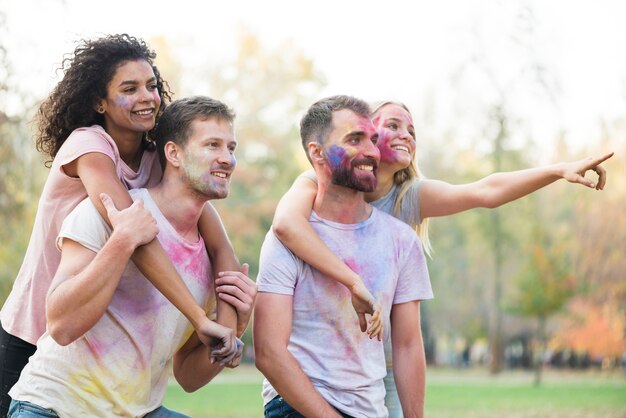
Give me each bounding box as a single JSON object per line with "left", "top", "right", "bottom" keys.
{"left": 589, "top": 151, "right": 614, "bottom": 167}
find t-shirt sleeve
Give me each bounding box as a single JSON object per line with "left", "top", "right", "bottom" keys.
{"left": 55, "top": 127, "right": 117, "bottom": 173}
{"left": 393, "top": 232, "right": 433, "bottom": 305}
{"left": 57, "top": 197, "right": 112, "bottom": 253}
{"left": 256, "top": 230, "right": 301, "bottom": 295}
{"left": 399, "top": 180, "right": 423, "bottom": 227}
{"left": 299, "top": 169, "right": 318, "bottom": 184}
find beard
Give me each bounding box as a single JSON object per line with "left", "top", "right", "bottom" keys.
{"left": 330, "top": 157, "right": 377, "bottom": 192}
{"left": 182, "top": 163, "right": 231, "bottom": 200}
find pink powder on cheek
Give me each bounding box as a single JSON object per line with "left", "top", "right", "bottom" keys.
{"left": 371, "top": 115, "right": 383, "bottom": 129}
{"left": 376, "top": 130, "right": 396, "bottom": 163}
{"left": 152, "top": 91, "right": 162, "bottom": 106}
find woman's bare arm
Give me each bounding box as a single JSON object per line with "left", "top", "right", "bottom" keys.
{"left": 420, "top": 152, "right": 613, "bottom": 219}
{"left": 273, "top": 172, "right": 382, "bottom": 339}
{"left": 68, "top": 152, "right": 223, "bottom": 344}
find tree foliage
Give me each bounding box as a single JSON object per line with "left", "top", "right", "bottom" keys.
{"left": 506, "top": 240, "right": 574, "bottom": 319}
{"left": 168, "top": 30, "right": 326, "bottom": 276}
{"left": 0, "top": 10, "right": 46, "bottom": 303}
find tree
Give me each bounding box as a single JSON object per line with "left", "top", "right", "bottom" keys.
{"left": 422, "top": 124, "right": 530, "bottom": 367}
{"left": 204, "top": 31, "right": 326, "bottom": 277}
{"left": 437, "top": 1, "right": 562, "bottom": 373}
{"left": 0, "top": 9, "right": 46, "bottom": 303}
{"left": 152, "top": 30, "right": 326, "bottom": 277}
{"left": 549, "top": 136, "right": 626, "bottom": 364}
{"left": 505, "top": 224, "right": 574, "bottom": 385}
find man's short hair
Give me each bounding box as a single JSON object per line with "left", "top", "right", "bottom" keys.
{"left": 155, "top": 95, "right": 236, "bottom": 169}
{"left": 299, "top": 95, "right": 371, "bottom": 164}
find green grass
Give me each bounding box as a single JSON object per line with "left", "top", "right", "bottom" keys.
{"left": 426, "top": 368, "right": 626, "bottom": 418}
{"left": 163, "top": 366, "right": 263, "bottom": 418}
{"left": 163, "top": 365, "right": 626, "bottom": 418}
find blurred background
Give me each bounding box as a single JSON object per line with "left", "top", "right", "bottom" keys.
{"left": 1, "top": 0, "right": 624, "bottom": 416}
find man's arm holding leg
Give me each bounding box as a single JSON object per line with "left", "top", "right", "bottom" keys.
{"left": 215, "top": 263, "right": 257, "bottom": 338}
{"left": 254, "top": 292, "right": 341, "bottom": 418}
{"left": 391, "top": 300, "right": 426, "bottom": 418}
{"left": 172, "top": 265, "right": 259, "bottom": 391}
{"left": 172, "top": 331, "right": 232, "bottom": 392}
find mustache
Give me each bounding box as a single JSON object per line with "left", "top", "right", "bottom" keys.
{"left": 351, "top": 157, "right": 378, "bottom": 170}
{"left": 212, "top": 162, "right": 236, "bottom": 172}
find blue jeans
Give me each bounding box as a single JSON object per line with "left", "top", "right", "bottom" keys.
{"left": 8, "top": 401, "right": 188, "bottom": 418}
{"left": 143, "top": 406, "right": 190, "bottom": 417}
{"left": 264, "top": 396, "right": 353, "bottom": 418}
{"left": 384, "top": 366, "right": 403, "bottom": 418}
{"left": 7, "top": 401, "right": 58, "bottom": 418}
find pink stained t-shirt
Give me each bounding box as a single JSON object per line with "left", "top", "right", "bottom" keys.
{"left": 0, "top": 125, "right": 163, "bottom": 345}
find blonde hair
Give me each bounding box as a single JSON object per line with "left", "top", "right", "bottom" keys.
{"left": 371, "top": 101, "right": 432, "bottom": 257}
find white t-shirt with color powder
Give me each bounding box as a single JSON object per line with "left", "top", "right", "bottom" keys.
{"left": 9, "top": 188, "right": 212, "bottom": 417}
{"left": 257, "top": 208, "right": 433, "bottom": 418}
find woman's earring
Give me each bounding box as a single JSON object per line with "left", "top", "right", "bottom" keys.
{"left": 97, "top": 107, "right": 105, "bottom": 114}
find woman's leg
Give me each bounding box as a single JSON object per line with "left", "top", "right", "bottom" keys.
{"left": 0, "top": 325, "right": 37, "bottom": 418}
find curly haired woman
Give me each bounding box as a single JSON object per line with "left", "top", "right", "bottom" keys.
{"left": 0, "top": 34, "right": 245, "bottom": 417}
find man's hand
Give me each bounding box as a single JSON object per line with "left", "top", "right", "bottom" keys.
{"left": 100, "top": 193, "right": 158, "bottom": 248}
{"left": 216, "top": 263, "right": 257, "bottom": 337}
{"left": 349, "top": 281, "right": 383, "bottom": 341}
{"left": 560, "top": 152, "right": 613, "bottom": 190}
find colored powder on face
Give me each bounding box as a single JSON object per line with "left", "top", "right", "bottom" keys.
{"left": 181, "top": 149, "right": 208, "bottom": 191}
{"left": 182, "top": 147, "right": 231, "bottom": 199}
{"left": 326, "top": 145, "right": 377, "bottom": 192}
{"left": 114, "top": 95, "right": 135, "bottom": 110}
{"left": 357, "top": 118, "right": 376, "bottom": 137}
{"left": 376, "top": 130, "right": 397, "bottom": 163}
{"left": 202, "top": 146, "right": 237, "bottom": 168}
{"left": 345, "top": 146, "right": 358, "bottom": 158}
{"left": 152, "top": 91, "right": 162, "bottom": 109}
{"left": 183, "top": 162, "right": 202, "bottom": 189}
{"left": 326, "top": 145, "right": 346, "bottom": 170}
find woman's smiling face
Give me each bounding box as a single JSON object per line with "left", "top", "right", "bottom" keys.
{"left": 97, "top": 59, "right": 161, "bottom": 139}
{"left": 372, "top": 103, "right": 416, "bottom": 171}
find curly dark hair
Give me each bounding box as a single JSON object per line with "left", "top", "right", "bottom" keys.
{"left": 35, "top": 33, "right": 173, "bottom": 166}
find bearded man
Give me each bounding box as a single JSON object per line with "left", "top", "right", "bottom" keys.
{"left": 253, "top": 95, "right": 433, "bottom": 418}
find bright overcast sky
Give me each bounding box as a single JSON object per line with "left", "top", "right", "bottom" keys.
{"left": 3, "top": 0, "right": 626, "bottom": 156}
